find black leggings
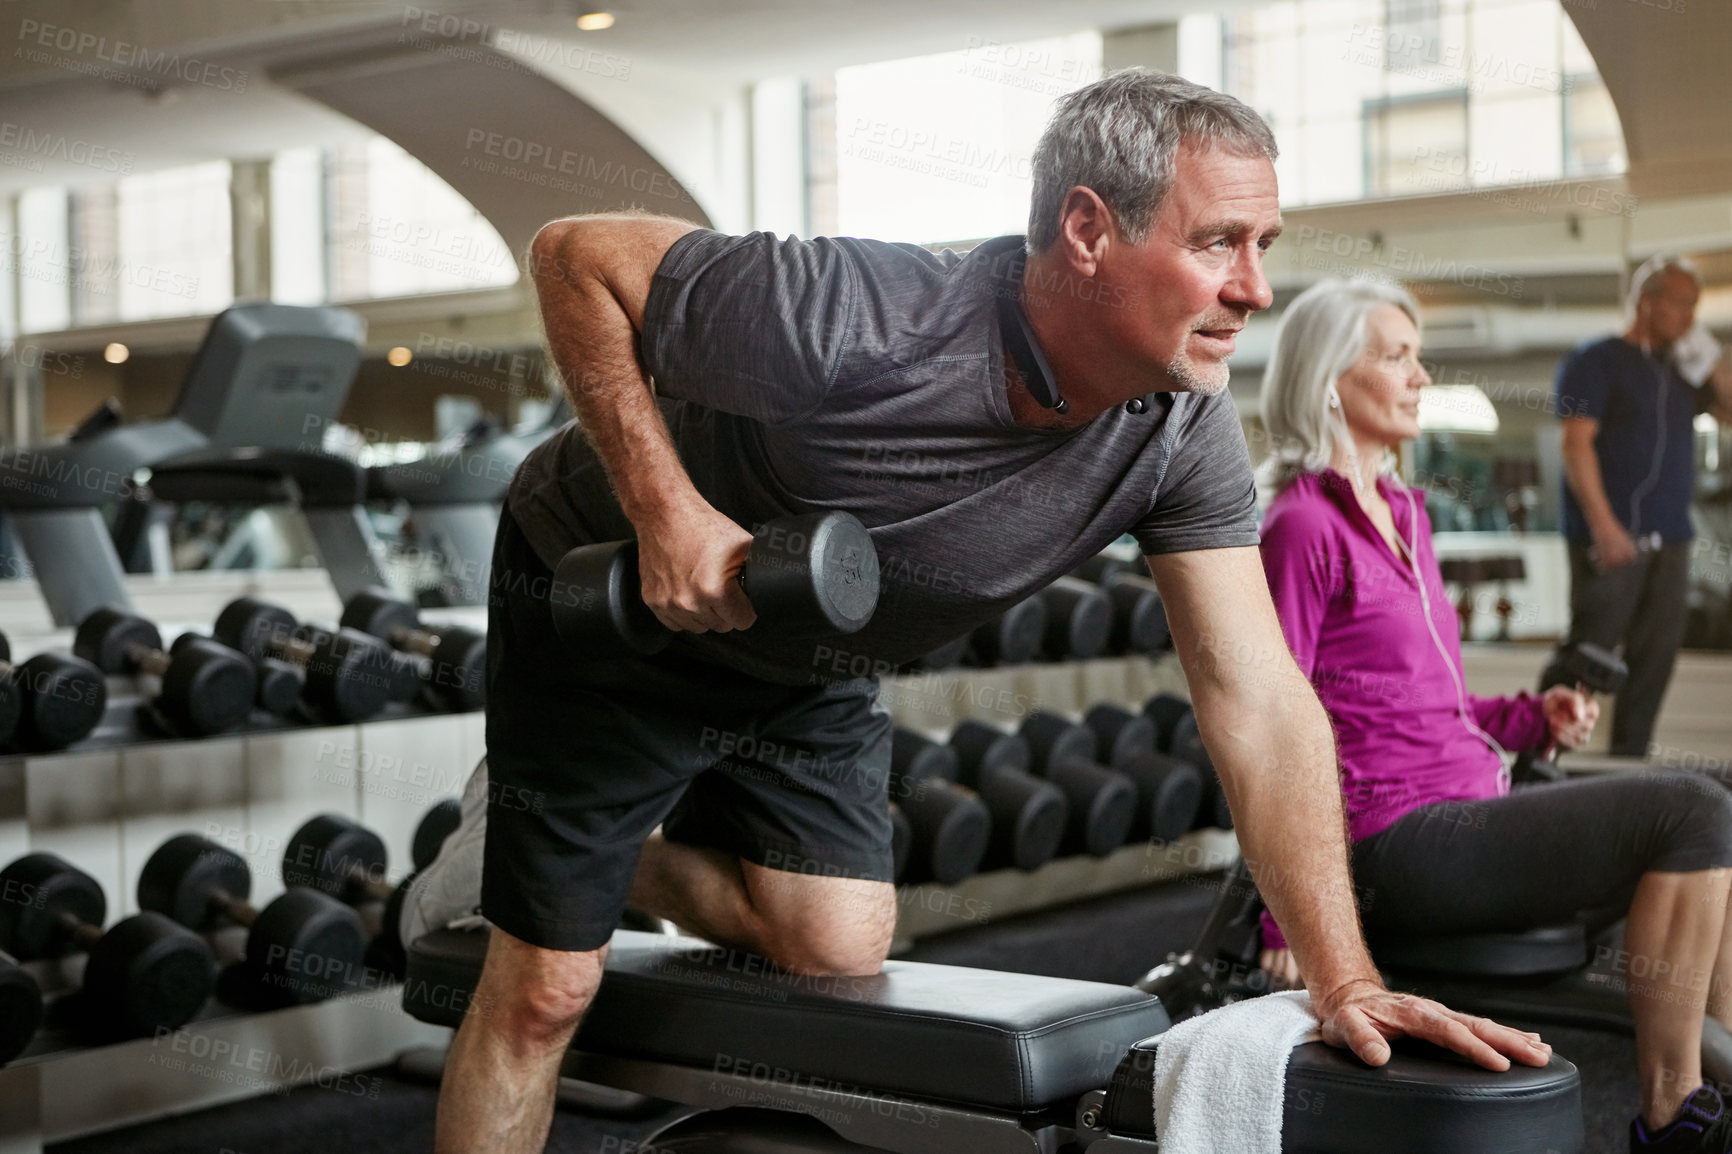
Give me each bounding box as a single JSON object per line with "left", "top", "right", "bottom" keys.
{"left": 1353, "top": 772, "right": 1732, "bottom": 938}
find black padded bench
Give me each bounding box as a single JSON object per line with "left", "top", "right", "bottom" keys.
{"left": 402, "top": 928, "right": 1584, "bottom": 1152}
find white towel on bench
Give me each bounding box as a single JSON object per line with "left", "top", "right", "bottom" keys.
{"left": 1153, "top": 990, "right": 1321, "bottom": 1154}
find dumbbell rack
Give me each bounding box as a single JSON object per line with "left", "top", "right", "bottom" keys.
{"left": 0, "top": 983, "right": 446, "bottom": 1151}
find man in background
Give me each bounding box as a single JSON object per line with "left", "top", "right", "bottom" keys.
{"left": 1547, "top": 254, "right": 1732, "bottom": 755}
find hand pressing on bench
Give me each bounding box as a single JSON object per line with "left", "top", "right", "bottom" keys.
{"left": 1314, "top": 977, "right": 1553, "bottom": 1072}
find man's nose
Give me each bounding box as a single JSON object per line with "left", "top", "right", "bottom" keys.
{"left": 1225, "top": 253, "right": 1274, "bottom": 312}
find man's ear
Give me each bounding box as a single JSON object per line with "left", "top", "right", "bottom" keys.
{"left": 1054, "top": 186, "right": 1112, "bottom": 278}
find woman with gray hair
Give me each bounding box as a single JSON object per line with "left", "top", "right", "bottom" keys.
{"left": 1256, "top": 276, "right": 1732, "bottom": 1151}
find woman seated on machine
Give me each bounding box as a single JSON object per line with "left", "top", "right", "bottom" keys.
{"left": 1255, "top": 277, "right": 1732, "bottom": 1152}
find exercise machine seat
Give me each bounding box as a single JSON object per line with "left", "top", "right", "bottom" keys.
{"left": 404, "top": 927, "right": 1168, "bottom": 1112}
{"left": 1103, "top": 1035, "right": 1583, "bottom": 1154}
{"left": 1370, "top": 923, "right": 1589, "bottom": 977}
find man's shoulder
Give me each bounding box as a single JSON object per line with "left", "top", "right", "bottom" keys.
{"left": 1564, "top": 336, "right": 1633, "bottom": 370}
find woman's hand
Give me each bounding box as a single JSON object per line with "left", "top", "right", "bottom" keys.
{"left": 1542, "top": 686, "right": 1599, "bottom": 749}
{"left": 1260, "top": 947, "right": 1304, "bottom": 990}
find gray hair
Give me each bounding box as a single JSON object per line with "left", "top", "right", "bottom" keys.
{"left": 1027, "top": 68, "right": 1278, "bottom": 253}
{"left": 1257, "top": 278, "right": 1421, "bottom": 497}
{"left": 1626, "top": 252, "right": 1702, "bottom": 318}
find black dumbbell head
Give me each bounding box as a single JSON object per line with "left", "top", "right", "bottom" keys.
{"left": 970, "top": 596, "right": 1048, "bottom": 666}
{"left": 889, "top": 804, "right": 912, "bottom": 883}
{"left": 0, "top": 672, "right": 22, "bottom": 754}
{"left": 1104, "top": 574, "right": 1170, "bottom": 655}
{"left": 1168, "top": 710, "right": 1213, "bottom": 775}
{"left": 301, "top": 628, "right": 394, "bottom": 722}
{"left": 74, "top": 607, "right": 163, "bottom": 674}
{"left": 1117, "top": 749, "right": 1204, "bottom": 843}
{"left": 159, "top": 639, "right": 257, "bottom": 736}
{"left": 0, "top": 955, "right": 42, "bottom": 1064}
{"left": 1143, "top": 693, "right": 1192, "bottom": 750}
{"left": 82, "top": 911, "right": 214, "bottom": 1036}
{"left": 371, "top": 877, "right": 414, "bottom": 980}
{"left": 1048, "top": 758, "right": 1138, "bottom": 857}
{"left": 1084, "top": 703, "right": 1158, "bottom": 770}
{"left": 1561, "top": 642, "right": 1628, "bottom": 695}
{"left": 0, "top": 852, "right": 104, "bottom": 959}
{"left": 1019, "top": 711, "right": 1099, "bottom": 775}
{"left": 552, "top": 540, "right": 671, "bottom": 657}
{"left": 139, "top": 835, "right": 250, "bottom": 931}
{"left": 891, "top": 729, "right": 958, "bottom": 784}
{"left": 248, "top": 888, "right": 366, "bottom": 1004}
{"left": 899, "top": 781, "right": 990, "bottom": 885}
{"left": 948, "top": 720, "right": 1030, "bottom": 787}
{"left": 413, "top": 798, "right": 463, "bottom": 872}
{"left": 744, "top": 511, "right": 880, "bottom": 634}
{"left": 284, "top": 814, "right": 388, "bottom": 901}
{"left": 919, "top": 636, "right": 970, "bottom": 671}
{"left": 980, "top": 771, "right": 1068, "bottom": 872}
{"left": 384, "top": 651, "right": 422, "bottom": 704}
{"left": 14, "top": 653, "right": 107, "bottom": 751}
{"left": 340, "top": 588, "right": 421, "bottom": 640}
{"left": 1043, "top": 578, "right": 1113, "bottom": 660}
{"left": 424, "top": 626, "right": 487, "bottom": 712}
{"left": 1070, "top": 554, "right": 1137, "bottom": 585}
{"left": 254, "top": 656, "right": 304, "bottom": 716}
{"left": 212, "top": 598, "right": 297, "bottom": 663}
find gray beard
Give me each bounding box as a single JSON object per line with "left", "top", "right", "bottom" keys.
{"left": 1167, "top": 345, "right": 1230, "bottom": 396}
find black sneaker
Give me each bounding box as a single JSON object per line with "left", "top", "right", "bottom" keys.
{"left": 1633, "top": 1086, "right": 1732, "bottom": 1152}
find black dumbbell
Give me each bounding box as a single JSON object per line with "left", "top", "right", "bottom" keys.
{"left": 339, "top": 589, "right": 486, "bottom": 712}
{"left": 0, "top": 630, "right": 107, "bottom": 752}
{"left": 1084, "top": 703, "right": 1203, "bottom": 842}
{"left": 1099, "top": 573, "right": 1171, "bottom": 655}
{"left": 1041, "top": 577, "right": 1113, "bottom": 660}
{"left": 1144, "top": 693, "right": 1232, "bottom": 830}
{"left": 0, "top": 852, "right": 213, "bottom": 1037}
{"left": 138, "top": 834, "right": 366, "bottom": 1006}
{"left": 0, "top": 951, "right": 42, "bottom": 1064}
{"left": 917, "top": 635, "right": 971, "bottom": 672}
{"left": 1070, "top": 553, "right": 1138, "bottom": 585}
{"left": 889, "top": 729, "right": 991, "bottom": 885}
{"left": 283, "top": 814, "right": 395, "bottom": 906}
{"left": 369, "top": 801, "right": 463, "bottom": 979}
{"left": 75, "top": 607, "right": 256, "bottom": 737}
{"left": 552, "top": 511, "right": 880, "bottom": 657}
{"left": 212, "top": 598, "right": 395, "bottom": 723}
{"left": 412, "top": 797, "right": 462, "bottom": 871}
{"left": 948, "top": 721, "right": 1068, "bottom": 871}
{"left": 889, "top": 803, "right": 912, "bottom": 883}
{"left": 1019, "top": 711, "right": 1137, "bottom": 857}
{"left": 171, "top": 632, "right": 304, "bottom": 719}
{"left": 969, "top": 596, "right": 1048, "bottom": 666}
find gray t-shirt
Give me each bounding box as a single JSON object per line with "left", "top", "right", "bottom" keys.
{"left": 509, "top": 230, "right": 1259, "bottom": 685}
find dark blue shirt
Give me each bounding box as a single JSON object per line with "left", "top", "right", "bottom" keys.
{"left": 1555, "top": 337, "right": 1708, "bottom": 544}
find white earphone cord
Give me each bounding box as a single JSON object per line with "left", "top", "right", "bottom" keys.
{"left": 1399, "top": 487, "right": 1511, "bottom": 789}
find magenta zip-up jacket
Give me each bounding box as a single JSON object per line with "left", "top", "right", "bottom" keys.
{"left": 1256, "top": 470, "right": 1547, "bottom": 950}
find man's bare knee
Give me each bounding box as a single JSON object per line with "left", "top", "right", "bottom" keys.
{"left": 748, "top": 875, "right": 895, "bottom": 976}
{"left": 479, "top": 929, "right": 606, "bottom": 1044}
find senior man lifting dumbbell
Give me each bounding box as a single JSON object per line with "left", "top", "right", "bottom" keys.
{"left": 438, "top": 70, "right": 1547, "bottom": 1154}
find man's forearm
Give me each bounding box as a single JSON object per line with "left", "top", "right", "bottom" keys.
{"left": 1559, "top": 435, "right": 1619, "bottom": 535}
{"left": 1190, "top": 648, "right": 1377, "bottom": 999}
{"left": 530, "top": 217, "right": 700, "bottom": 529}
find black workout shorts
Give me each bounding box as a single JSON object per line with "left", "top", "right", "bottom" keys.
{"left": 481, "top": 507, "right": 894, "bottom": 953}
